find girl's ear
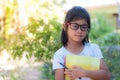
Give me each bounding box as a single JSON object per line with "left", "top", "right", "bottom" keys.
{"left": 62, "top": 22, "right": 68, "bottom": 31}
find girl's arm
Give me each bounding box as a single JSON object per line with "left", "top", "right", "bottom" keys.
{"left": 55, "top": 68, "right": 64, "bottom": 80}
{"left": 84, "top": 59, "right": 111, "bottom": 80}
{"left": 65, "top": 59, "right": 111, "bottom": 80}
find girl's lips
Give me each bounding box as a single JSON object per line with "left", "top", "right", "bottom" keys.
{"left": 75, "top": 35, "right": 83, "bottom": 37}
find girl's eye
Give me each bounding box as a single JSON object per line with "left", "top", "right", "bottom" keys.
{"left": 81, "top": 26, "right": 87, "bottom": 29}
{"left": 81, "top": 25, "right": 88, "bottom": 28}
{"left": 72, "top": 24, "right": 79, "bottom": 29}
{"left": 81, "top": 25, "right": 88, "bottom": 30}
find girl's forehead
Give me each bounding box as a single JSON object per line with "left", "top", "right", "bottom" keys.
{"left": 71, "top": 19, "right": 87, "bottom": 24}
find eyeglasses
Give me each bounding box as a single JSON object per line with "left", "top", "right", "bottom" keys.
{"left": 69, "top": 23, "right": 89, "bottom": 31}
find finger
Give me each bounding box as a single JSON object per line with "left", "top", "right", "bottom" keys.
{"left": 69, "top": 73, "right": 74, "bottom": 78}
{"left": 64, "top": 70, "right": 72, "bottom": 74}
{"left": 65, "top": 69, "right": 69, "bottom": 71}
{"left": 65, "top": 69, "right": 73, "bottom": 72}
{"left": 72, "top": 65, "right": 79, "bottom": 69}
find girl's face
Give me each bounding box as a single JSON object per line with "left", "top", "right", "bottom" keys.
{"left": 67, "top": 19, "right": 88, "bottom": 43}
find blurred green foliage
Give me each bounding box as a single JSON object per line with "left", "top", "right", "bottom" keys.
{"left": 12, "top": 16, "right": 62, "bottom": 60}
{"left": 90, "top": 13, "right": 120, "bottom": 80}
{"left": 0, "top": 0, "right": 64, "bottom": 60}
{"left": 40, "top": 61, "right": 55, "bottom": 80}
{"left": 90, "top": 13, "right": 115, "bottom": 44}
{"left": 101, "top": 32, "right": 120, "bottom": 80}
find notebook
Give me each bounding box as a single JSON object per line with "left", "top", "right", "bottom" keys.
{"left": 65, "top": 54, "right": 100, "bottom": 80}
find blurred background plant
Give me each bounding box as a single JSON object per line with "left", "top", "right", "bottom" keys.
{"left": 0, "top": 0, "right": 120, "bottom": 80}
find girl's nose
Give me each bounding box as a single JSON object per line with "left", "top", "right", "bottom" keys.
{"left": 77, "top": 27, "right": 82, "bottom": 33}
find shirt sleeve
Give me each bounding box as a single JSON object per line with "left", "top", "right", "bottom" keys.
{"left": 52, "top": 51, "right": 65, "bottom": 71}
{"left": 92, "top": 44, "right": 103, "bottom": 59}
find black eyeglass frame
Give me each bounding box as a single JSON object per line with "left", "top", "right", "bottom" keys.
{"left": 69, "top": 23, "right": 89, "bottom": 31}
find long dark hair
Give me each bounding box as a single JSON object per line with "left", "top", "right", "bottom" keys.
{"left": 61, "top": 6, "right": 91, "bottom": 46}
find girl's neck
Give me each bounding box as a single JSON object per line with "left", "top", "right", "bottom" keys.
{"left": 65, "top": 41, "right": 84, "bottom": 54}
{"left": 67, "top": 41, "right": 83, "bottom": 47}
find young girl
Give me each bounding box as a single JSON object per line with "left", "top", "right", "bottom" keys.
{"left": 52, "top": 6, "right": 111, "bottom": 80}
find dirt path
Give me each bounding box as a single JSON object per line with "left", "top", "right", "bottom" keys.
{"left": 21, "top": 64, "right": 42, "bottom": 80}
{"left": 0, "top": 62, "right": 44, "bottom": 80}
{"left": 0, "top": 50, "right": 45, "bottom": 80}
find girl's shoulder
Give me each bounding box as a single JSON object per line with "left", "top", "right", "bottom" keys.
{"left": 84, "top": 43, "right": 103, "bottom": 58}
{"left": 54, "top": 46, "right": 66, "bottom": 56}
{"left": 55, "top": 46, "right": 64, "bottom": 53}
{"left": 85, "top": 42, "right": 100, "bottom": 49}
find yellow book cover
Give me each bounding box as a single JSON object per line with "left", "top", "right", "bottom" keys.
{"left": 65, "top": 54, "right": 100, "bottom": 80}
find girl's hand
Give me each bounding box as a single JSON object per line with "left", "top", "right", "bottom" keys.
{"left": 65, "top": 66, "right": 86, "bottom": 80}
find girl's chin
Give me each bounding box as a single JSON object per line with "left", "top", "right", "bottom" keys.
{"left": 74, "top": 38, "right": 83, "bottom": 42}
{"left": 74, "top": 39, "right": 83, "bottom": 43}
